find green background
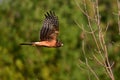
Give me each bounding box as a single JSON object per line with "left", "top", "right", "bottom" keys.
{"left": 0, "top": 0, "right": 120, "bottom": 80}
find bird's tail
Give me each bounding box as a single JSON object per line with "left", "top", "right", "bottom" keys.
{"left": 20, "top": 42, "right": 34, "bottom": 45}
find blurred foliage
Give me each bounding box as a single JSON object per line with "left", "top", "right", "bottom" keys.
{"left": 0, "top": 0, "right": 120, "bottom": 80}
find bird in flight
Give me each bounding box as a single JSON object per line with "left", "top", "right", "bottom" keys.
{"left": 20, "top": 11, "right": 63, "bottom": 47}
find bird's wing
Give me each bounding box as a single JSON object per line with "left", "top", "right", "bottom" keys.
{"left": 40, "top": 11, "right": 59, "bottom": 41}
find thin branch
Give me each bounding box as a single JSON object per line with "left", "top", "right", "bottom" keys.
{"left": 74, "top": 0, "right": 96, "bottom": 21}
{"left": 93, "top": 54, "right": 104, "bottom": 66}
{"left": 82, "top": 40, "right": 100, "bottom": 80}
{"left": 93, "top": 2, "right": 114, "bottom": 79}
{"left": 103, "top": 22, "right": 109, "bottom": 36}
{"left": 117, "top": 0, "right": 120, "bottom": 35}
{"left": 101, "top": 34, "right": 115, "bottom": 80}
{"left": 74, "top": 20, "right": 97, "bottom": 34}
{"left": 77, "top": 60, "right": 87, "bottom": 70}
{"left": 85, "top": 57, "right": 100, "bottom": 80}
{"left": 83, "top": 0, "right": 101, "bottom": 53}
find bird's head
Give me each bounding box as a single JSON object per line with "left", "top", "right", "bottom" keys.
{"left": 56, "top": 40, "right": 63, "bottom": 47}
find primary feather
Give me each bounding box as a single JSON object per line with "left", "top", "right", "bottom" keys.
{"left": 40, "top": 11, "right": 59, "bottom": 41}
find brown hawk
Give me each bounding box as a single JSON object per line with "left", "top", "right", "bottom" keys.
{"left": 20, "top": 11, "right": 63, "bottom": 47}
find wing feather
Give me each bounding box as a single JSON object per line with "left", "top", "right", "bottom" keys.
{"left": 40, "top": 11, "right": 59, "bottom": 41}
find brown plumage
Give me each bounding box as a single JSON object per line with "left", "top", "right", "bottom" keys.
{"left": 20, "top": 11, "right": 63, "bottom": 47}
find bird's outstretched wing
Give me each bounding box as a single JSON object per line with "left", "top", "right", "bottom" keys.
{"left": 40, "top": 11, "right": 59, "bottom": 41}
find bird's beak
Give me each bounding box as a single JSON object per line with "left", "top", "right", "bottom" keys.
{"left": 61, "top": 43, "right": 63, "bottom": 46}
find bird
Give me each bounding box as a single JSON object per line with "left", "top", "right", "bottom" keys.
{"left": 20, "top": 11, "right": 63, "bottom": 47}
